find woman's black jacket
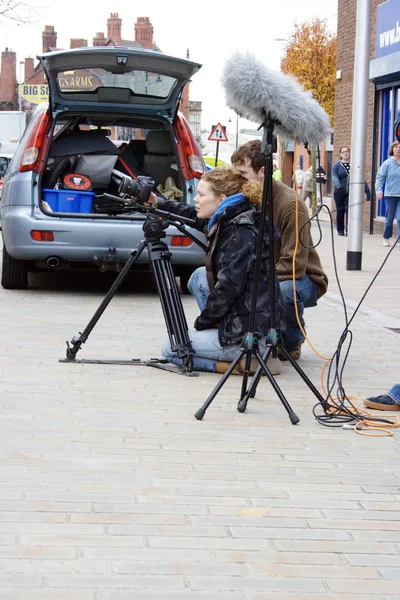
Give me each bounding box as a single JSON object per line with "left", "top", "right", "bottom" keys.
{"left": 157, "top": 196, "right": 286, "bottom": 347}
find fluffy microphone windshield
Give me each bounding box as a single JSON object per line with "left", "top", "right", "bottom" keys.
{"left": 221, "top": 52, "right": 331, "bottom": 145}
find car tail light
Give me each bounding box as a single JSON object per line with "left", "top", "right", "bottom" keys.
{"left": 174, "top": 113, "right": 205, "bottom": 179}
{"left": 19, "top": 109, "right": 50, "bottom": 173}
{"left": 171, "top": 236, "right": 192, "bottom": 247}
{"left": 31, "top": 230, "right": 54, "bottom": 242}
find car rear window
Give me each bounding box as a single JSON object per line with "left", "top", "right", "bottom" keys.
{"left": 56, "top": 68, "right": 177, "bottom": 99}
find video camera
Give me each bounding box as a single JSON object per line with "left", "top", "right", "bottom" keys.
{"left": 111, "top": 170, "right": 154, "bottom": 204}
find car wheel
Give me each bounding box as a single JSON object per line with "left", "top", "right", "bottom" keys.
{"left": 1, "top": 244, "right": 29, "bottom": 289}
{"left": 179, "top": 267, "right": 194, "bottom": 295}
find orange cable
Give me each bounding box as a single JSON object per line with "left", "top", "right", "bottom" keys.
{"left": 291, "top": 167, "right": 399, "bottom": 436}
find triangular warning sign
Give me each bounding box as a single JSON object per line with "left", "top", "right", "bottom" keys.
{"left": 208, "top": 122, "right": 229, "bottom": 142}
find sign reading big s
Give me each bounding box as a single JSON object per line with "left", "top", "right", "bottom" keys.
{"left": 19, "top": 70, "right": 100, "bottom": 104}
{"left": 19, "top": 84, "right": 49, "bottom": 104}
{"left": 376, "top": 0, "right": 400, "bottom": 59}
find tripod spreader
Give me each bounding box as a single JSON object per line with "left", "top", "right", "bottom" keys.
{"left": 62, "top": 208, "right": 197, "bottom": 376}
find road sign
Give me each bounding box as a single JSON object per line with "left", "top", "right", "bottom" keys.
{"left": 208, "top": 123, "right": 229, "bottom": 142}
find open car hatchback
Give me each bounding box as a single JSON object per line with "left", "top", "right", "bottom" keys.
{"left": 0, "top": 46, "right": 206, "bottom": 290}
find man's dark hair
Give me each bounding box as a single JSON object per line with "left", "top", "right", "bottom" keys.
{"left": 231, "top": 140, "right": 264, "bottom": 173}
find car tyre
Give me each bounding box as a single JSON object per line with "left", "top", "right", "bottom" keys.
{"left": 1, "top": 244, "right": 29, "bottom": 289}
{"left": 179, "top": 267, "right": 194, "bottom": 295}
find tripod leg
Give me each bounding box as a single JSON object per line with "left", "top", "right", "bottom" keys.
{"left": 194, "top": 350, "right": 245, "bottom": 420}
{"left": 245, "top": 346, "right": 273, "bottom": 401}
{"left": 278, "top": 347, "right": 326, "bottom": 405}
{"left": 148, "top": 241, "right": 194, "bottom": 372}
{"left": 238, "top": 351, "right": 300, "bottom": 424}
{"left": 65, "top": 241, "right": 147, "bottom": 360}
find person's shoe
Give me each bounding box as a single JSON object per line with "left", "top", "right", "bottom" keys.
{"left": 237, "top": 355, "right": 282, "bottom": 376}
{"left": 338, "top": 231, "right": 345, "bottom": 236}
{"left": 278, "top": 339, "right": 304, "bottom": 362}
{"left": 215, "top": 361, "right": 241, "bottom": 375}
{"left": 383, "top": 238, "right": 390, "bottom": 247}
{"left": 363, "top": 394, "right": 400, "bottom": 411}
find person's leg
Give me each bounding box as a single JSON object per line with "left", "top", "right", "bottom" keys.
{"left": 334, "top": 190, "right": 345, "bottom": 234}
{"left": 388, "top": 384, "right": 400, "bottom": 404}
{"left": 383, "top": 197, "right": 397, "bottom": 240}
{"left": 187, "top": 267, "right": 210, "bottom": 311}
{"left": 279, "top": 276, "right": 318, "bottom": 353}
{"left": 344, "top": 193, "right": 349, "bottom": 235}
{"left": 303, "top": 191, "right": 311, "bottom": 208}
{"left": 161, "top": 328, "right": 241, "bottom": 372}
{"left": 395, "top": 199, "right": 400, "bottom": 245}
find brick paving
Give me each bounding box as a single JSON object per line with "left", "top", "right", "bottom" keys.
{"left": 0, "top": 219, "right": 399, "bottom": 599}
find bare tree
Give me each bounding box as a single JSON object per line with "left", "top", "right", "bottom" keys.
{"left": 0, "top": 0, "right": 41, "bottom": 26}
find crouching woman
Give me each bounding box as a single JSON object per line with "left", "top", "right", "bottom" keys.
{"left": 147, "top": 166, "right": 285, "bottom": 373}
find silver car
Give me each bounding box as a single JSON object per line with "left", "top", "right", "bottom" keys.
{"left": 1, "top": 47, "right": 206, "bottom": 290}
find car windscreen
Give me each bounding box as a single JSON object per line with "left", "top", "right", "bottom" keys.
{"left": 55, "top": 68, "right": 177, "bottom": 99}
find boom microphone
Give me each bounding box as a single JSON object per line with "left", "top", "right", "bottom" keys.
{"left": 221, "top": 52, "right": 331, "bottom": 145}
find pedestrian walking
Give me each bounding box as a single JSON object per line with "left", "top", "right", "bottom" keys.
{"left": 302, "top": 166, "right": 313, "bottom": 208}
{"left": 332, "top": 146, "right": 371, "bottom": 237}
{"left": 375, "top": 140, "right": 400, "bottom": 247}
{"left": 293, "top": 165, "right": 305, "bottom": 200}
{"left": 332, "top": 146, "right": 351, "bottom": 236}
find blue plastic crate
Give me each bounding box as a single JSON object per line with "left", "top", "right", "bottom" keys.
{"left": 42, "top": 189, "right": 95, "bottom": 213}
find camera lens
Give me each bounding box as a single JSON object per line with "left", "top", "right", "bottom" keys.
{"left": 118, "top": 176, "right": 138, "bottom": 197}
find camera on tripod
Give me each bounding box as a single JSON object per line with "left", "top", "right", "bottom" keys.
{"left": 112, "top": 170, "right": 155, "bottom": 204}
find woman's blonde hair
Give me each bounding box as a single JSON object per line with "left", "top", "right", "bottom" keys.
{"left": 202, "top": 166, "right": 262, "bottom": 205}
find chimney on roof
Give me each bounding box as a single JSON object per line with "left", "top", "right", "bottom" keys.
{"left": 134, "top": 16, "right": 153, "bottom": 50}
{"left": 70, "top": 38, "right": 88, "bottom": 49}
{"left": 0, "top": 48, "right": 17, "bottom": 104}
{"left": 42, "top": 25, "right": 57, "bottom": 53}
{"left": 92, "top": 32, "right": 105, "bottom": 47}
{"left": 24, "top": 57, "right": 34, "bottom": 82}
{"left": 107, "top": 13, "right": 122, "bottom": 45}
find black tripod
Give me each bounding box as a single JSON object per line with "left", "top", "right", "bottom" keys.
{"left": 61, "top": 196, "right": 206, "bottom": 377}
{"left": 195, "top": 115, "right": 326, "bottom": 421}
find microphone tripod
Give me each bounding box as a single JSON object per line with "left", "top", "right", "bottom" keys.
{"left": 60, "top": 195, "right": 207, "bottom": 377}
{"left": 195, "top": 114, "right": 326, "bottom": 422}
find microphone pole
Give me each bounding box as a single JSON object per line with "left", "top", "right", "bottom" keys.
{"left": 194, "top": 112, "right": 328, "bottom": 421}
{"left": 195, "top": 112, "right": 300, "bottom": 423}
{"left": 236, "top": 113, "right": 299, "bottom": 419}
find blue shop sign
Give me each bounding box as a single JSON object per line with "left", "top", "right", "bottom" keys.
{"left": 376, "top": 0, "right": 400, "bottom": 58}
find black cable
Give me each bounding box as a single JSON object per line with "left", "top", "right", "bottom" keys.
{"left": 294, "top": 157, "right": 398, "bottom": 428}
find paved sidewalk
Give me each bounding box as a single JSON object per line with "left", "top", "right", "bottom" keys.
{"left": 0, "top": 218, "right": 399, "bottom": 599}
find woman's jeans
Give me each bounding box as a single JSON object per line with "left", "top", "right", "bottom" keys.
{"left": 334, "top": 189, "right": 349, "bottom": 234}
{"left": 388, "top": 384, "right": 400, "bottom": 405}
{"left": 161, "top": 267, "right": 268, "bottom": 372}
{"left": 188, "top": 266, "right": 319, "bottom": 352}
{"left": 161, "top": 267, "right": 241, "bottom": 371}
{"left": 166, "top": 266, "right": 318, "bottom": 359}
{"left": 161, "top": 328, "right": 242, "bottom": 372}
{"left": 383, "top": 197, "right": 400, "bottom": 240}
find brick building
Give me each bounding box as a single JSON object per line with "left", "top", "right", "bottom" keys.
{"left": 335, "top": 0, "right": 400, "bottom": 235}
{"left": 0, "top": 14, "right": 201, "bottom": 134}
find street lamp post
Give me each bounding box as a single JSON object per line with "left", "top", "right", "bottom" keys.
{"left": 18, "top": 61, "right": 24, "bottom": 140}
{"left": 235, "top": 114, "right": 239, "bottom": 148}
{"left": 273, "top": 37, "right": 287, "bottom": 69}
{"left": 228, "top": 116, "right": 239, "bottom": 149}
